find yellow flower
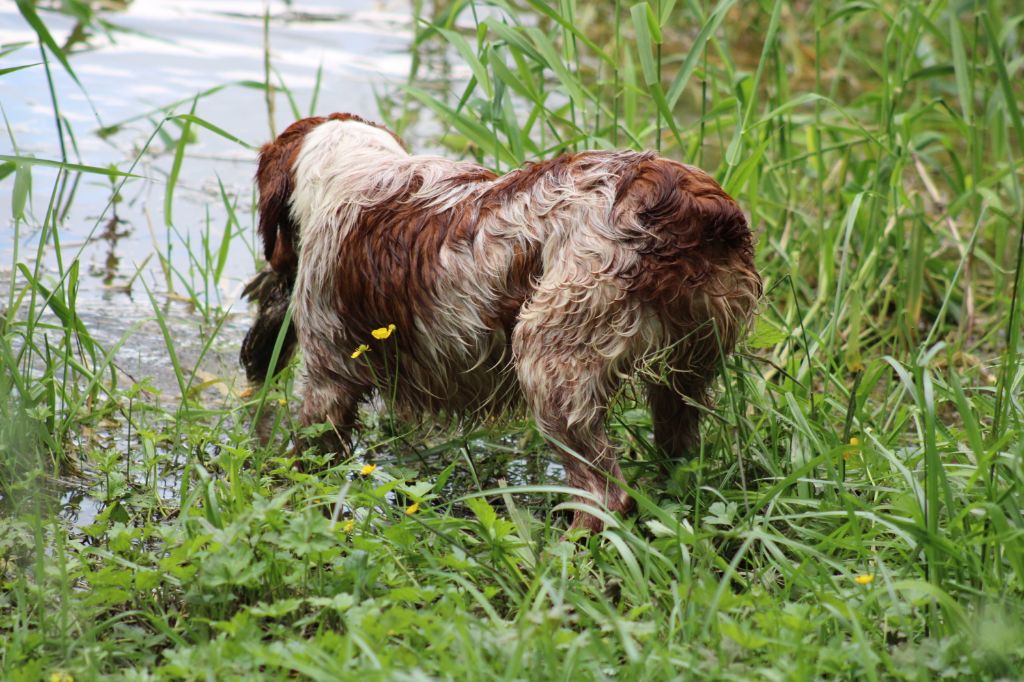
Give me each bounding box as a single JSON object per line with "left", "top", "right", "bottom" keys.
{"left": 854, "top": 574, "right": 874, "bottom": 585}
{"left": 405, "top": 502, "right": 420, "bottom": 515}
{"left": 343, "top": 520, "right": 356, "bottom": 534}
{"left": 360, "top": 463, "right": 377, "bottom": 476}
{"left": 849, "top": 436, "right": 860, "bottom": 446}
{"left": 351, "top": 344, "right": 370, "bottom": 359}
{"left": 278, "top": 398, "right": 287, "bottom": 406}
{"left": 372, "top": 323, "right": 397, "bottom": 340}
{"left": 51, "top": 673, "right": 74, "bottom": 682}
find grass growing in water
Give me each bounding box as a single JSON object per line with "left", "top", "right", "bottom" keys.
{"left": 2, "top": 0, "right": 1024, "bottom": 679}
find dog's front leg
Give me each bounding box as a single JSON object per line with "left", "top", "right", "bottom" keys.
{"left": 298, "top": 371, "right": 370, "bottom": 463}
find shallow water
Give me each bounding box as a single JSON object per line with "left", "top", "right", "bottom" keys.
{"left": 1, "top": 0, "right": 415, "bottom": 392}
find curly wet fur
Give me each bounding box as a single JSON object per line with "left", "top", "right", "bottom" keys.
{"left": 242, "top": 113, "right": 762, "bottom": 532}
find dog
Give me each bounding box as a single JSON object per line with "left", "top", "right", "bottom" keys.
{"left": 241, "top": 113, "right": 761, "bottom": 532}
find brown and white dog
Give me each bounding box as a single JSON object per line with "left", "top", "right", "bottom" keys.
{"left": 241, "top": 113, "right": 760, "bottom": 532}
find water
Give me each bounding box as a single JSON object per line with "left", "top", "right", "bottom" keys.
{"left": 1, "top": 0, "right": 417, "bottom": 389}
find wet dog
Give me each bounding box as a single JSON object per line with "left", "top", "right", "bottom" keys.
{"left": 241, "top": 113, "right": 760, "bottom": 532}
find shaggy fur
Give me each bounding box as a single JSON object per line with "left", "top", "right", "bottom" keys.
{"left": 241, "top": 112, "right": 761, "bottom": 532}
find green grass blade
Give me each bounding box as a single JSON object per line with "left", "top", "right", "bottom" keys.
{"left": 164, "top": 99, "right": 197, "bottom": 227}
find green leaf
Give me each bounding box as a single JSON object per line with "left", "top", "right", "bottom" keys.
{"left": 15, "top": 0, "right": 83, "bottom": 88}
{"left": 526, "top": 27, "right": 591, "bottom": 108}
{"left": 482, "top": 20, "right": 542, "bottom": 63}
{"left": 16, "top": 262, "right": 101, "bottom": 360}
{"left": 948, "top": 12, "right": 971, "bottom": 124}
{"left": 403, "top": 87, "right": 516, "bottom": 165}
{"left": 172, "top": 113, "right": 257, "bottom": 150}
{"left": 644, "top": 2, "right": 663, "bottom": 44}
{"left": 12, "top": 162, "right": 31, "bottom": 220}
{"left": 135, "top": 570, "right": 162, "bottom": 592}
{"left": 746, "top": 317, "right": 788, "bottom": 349}
{"left": 720, "top": 618, "right": 771, "bottom": 649}
{"left": 0, "top": 41, "right": 31, "bottom": 59}
{"left": 248, "top": 599, "right": 302, "bottom": 618}
{"left": 466, "top": 497, "right": 498, "bottom": 530}
{"left": 438, "top": 27, "right": 493, "bottom": 99}
{"left": 659, "top": 0, "right": 677, "bottom": 25}
{"left": 165, "top": 99, "right": 198, "bottom": 227}
{"left": 489, "top": 50, "right": 538, "bottom": 102}
{"left": 143, "top": 280, "right": 187, "bottom": 400}
{"left": 523, "top": 0, "right": 613, "bottom": 64}
{"left": 666, "top": 0, "right": 738, "bottom": 108}
{"left": 0, "top": 62, "right": 40, "bottom": 77}
{"left": 0, "top": 154, "right": 140, "bottom": 178}
{"left": 631, "top": 3, "right": 658, "bottom": 86}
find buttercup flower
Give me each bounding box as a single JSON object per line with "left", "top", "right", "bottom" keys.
{"left": 405, "top": 502, "right": 420, "bottom": 515}
{"left": 854, "top": 574, "right": 874, "bottom": 585}
{"left": 372, "top": 323, "right": 397, "bottom": 340}
{"left": 844, "top": 436, "right": 860, "bottom": 460}
{"left": 351, "top": 344, "right": 370, "bottom": 359}
{"left": 360, "top": 463, "right": 377, "bottom": 476}
{"left": 50, "top": 673, "right": 74, "bottom": 682}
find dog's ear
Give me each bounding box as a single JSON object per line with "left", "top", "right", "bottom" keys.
{"left": 256, "top": 137, "right": 300, "bottom": 272}
{"left": 256, "top": 114, "right": 405, "bottom": 273}
{"left": 240, "top": 266, "right": 297, "bottom": 383}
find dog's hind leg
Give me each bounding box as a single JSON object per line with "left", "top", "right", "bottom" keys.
{"left": 514, "top": 353, "right": 633, "bottom": 532}
{"left": 646, "top": 376, "right": 712, "bottom": 475}
{"left": 647, "top": 382, "right": 702, "bottom": 459}
{"left": 512, "top": 268, "right": 641, "bottom": 533}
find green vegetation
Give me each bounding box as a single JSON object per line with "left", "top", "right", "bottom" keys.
{"left": 3, "top": 0, "right": 1024, "bottom": 679}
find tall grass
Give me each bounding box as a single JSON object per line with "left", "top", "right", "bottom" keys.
{"left": 2, "top": 0, "right": 1024, "bottom": 680}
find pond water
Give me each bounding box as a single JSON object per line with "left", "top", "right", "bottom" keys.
{"left": 1, "top": 0, "right": 418, "bottom": 390}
